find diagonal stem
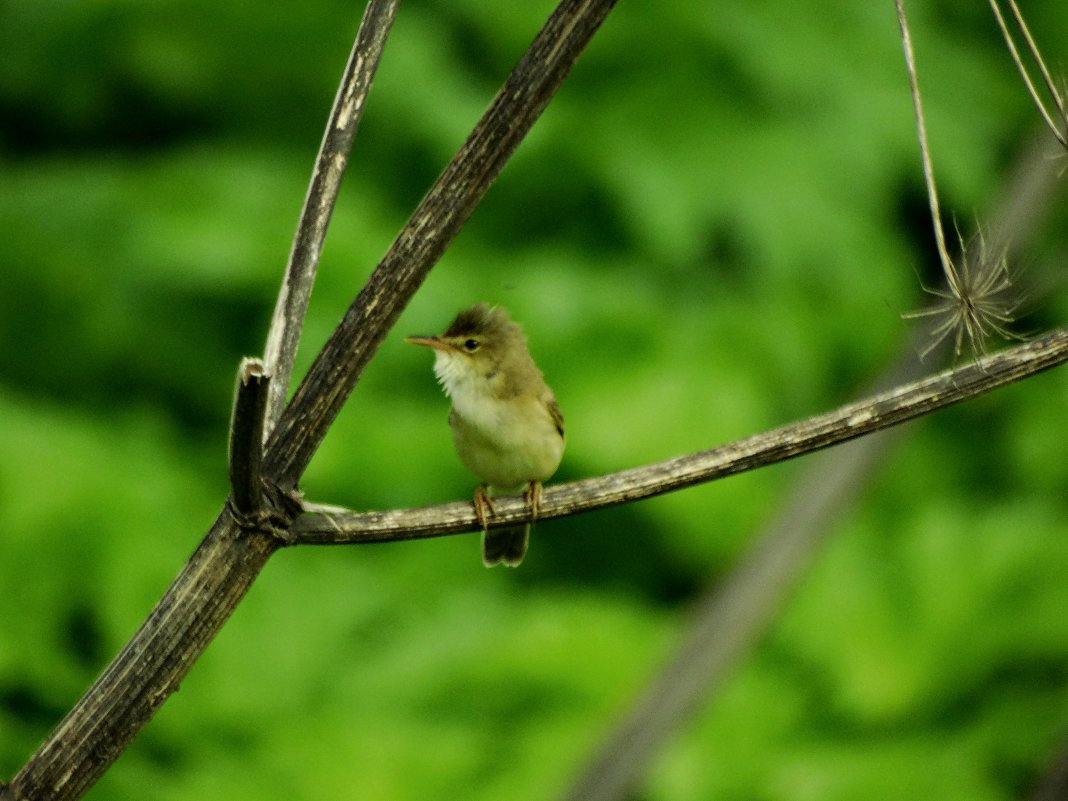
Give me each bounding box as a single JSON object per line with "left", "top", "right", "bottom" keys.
{"left": 262, "top": 0, "right": 400, "bottom": 436}
{"left": 1, "top": 512, "right": 287, "bottom": 801}
{"left": 894, "top": 0, "right": 958, "bottom": 290}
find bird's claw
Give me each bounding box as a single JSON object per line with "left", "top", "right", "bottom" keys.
{"left": 473, "top": 485, "right": 495, "bottom": 531}
{"left": 525, "top": 480, "right": 543, "bottom": 523}
{"left": 474, "top": 482, "right": 543, "bottom": 530}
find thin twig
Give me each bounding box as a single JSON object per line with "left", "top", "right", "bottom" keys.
{"left": 989, "top": 0, "right": 1068, "bottom": 148}
{"left": 290, "top": 326, "right": 1068, "bottom": 545}
{"left": 262, "top": 0, "right": 400, "bottom": 436}
{"left": 895, "top": 0, "right": 955, "bottom": 282}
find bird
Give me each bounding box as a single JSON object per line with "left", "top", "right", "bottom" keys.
{"left": 406, "top": 304, "right": 565, "bottom": 567}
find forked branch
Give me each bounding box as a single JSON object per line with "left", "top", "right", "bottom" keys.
{"left": 4, "top": 3, "right": 1065, "bottom": 801}
{"left": 0, "top": 2, "right": 618, "bottom": 799}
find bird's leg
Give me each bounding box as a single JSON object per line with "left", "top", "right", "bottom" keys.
{"left": 525, "top": 480, "right": 543, "bottom": 523}
{"left": 473, "top": 484, "right": 496, "bottom": 531}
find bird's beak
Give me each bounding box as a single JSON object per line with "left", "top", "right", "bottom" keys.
{"left": 405, "top": 335, "right": 452, "bottom": 351}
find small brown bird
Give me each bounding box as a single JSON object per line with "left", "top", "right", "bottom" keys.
{"left": 407, "top": 304, "right": 565, "bottom": 566}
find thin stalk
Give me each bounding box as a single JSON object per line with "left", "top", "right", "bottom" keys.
{"left": 262, "top": 0, "right": 400, "bottom": 436}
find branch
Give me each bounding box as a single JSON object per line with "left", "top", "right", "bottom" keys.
{"left": 4, "top": 358, "right": 300, "bottom": 801}
{"left": 897, "top": 1, "right": 1042, "bottom": 359}
{"left": 264, "top": 0, "right": 619, "bottom": 489}
{"left": 290, "top": 327, "right": 1068, "bottom": 544}
{"left": 262, "top": 0, "right": 400, "bottom": 436}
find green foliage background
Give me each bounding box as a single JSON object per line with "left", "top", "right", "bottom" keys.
{"left": 2, "top": 1, "right": 1068, "bottom": 799}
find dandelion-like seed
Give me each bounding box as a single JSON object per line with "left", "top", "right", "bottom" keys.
{"left": 896, "top": 0, "right": 1025, "bottom": 361}
{"left": 904, "top": 226, "right": 1023, "bottom": 360}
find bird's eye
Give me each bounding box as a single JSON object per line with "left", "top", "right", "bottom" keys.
{"left": 463, "top": 338, "right": 480, "bottom": 352}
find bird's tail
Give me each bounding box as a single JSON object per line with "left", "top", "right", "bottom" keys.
{"left": 482, "top": 524, "right": 530, "bottom": 568}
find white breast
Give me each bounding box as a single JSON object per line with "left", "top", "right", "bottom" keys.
{"left": 434, "top": 350, "right": 564, "bottom": 490}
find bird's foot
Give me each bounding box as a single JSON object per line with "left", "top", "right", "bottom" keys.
{"left": 475, "top": 482, "right": 542, "bottom": 530}
{"left": 525, "top": 480, "right": 543, "bottom": 523}
{"left": 473, "top": 484, "right": 496, "bottom": 531}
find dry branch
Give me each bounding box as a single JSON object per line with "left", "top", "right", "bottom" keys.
{"left": 0, "top": 510, "right": 289, "bottom": 801}
{"left": 262, "top": 0, "right": 400, "bottom": 434}
{"left": 988, "top": 0, "right": 1068, "bottom": 149}
{"left": 291, "top": 326, "right": 1068, "bottom": 545}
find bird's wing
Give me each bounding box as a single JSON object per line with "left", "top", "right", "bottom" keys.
{"left": 546, "top": 396, "right": 565, "bottom": 438}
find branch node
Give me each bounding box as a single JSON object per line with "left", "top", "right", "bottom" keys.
{"left": 225, "top": 481, "right": 304, "bottom": 546}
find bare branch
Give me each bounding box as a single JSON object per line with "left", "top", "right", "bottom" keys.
{"left": 263, "top": 0, "right": 619, "bottom": 489}
{"left": 228, "top": 357, "right": 270, "bottom": 515}
{"left": 290, "top": 326, "right": 1068, "bottom": 545}
{"left": 262, "top": 0, "right": 400, "bottom": 436}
